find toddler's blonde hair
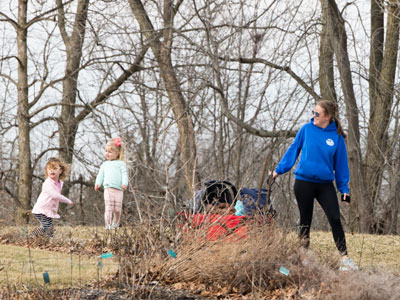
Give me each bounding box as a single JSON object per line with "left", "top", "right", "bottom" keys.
{"left": 45, "top": 157, "right": 70, "bottom": 181}
{"left": 106, "top": 137, "right": 125, "bottom": 161}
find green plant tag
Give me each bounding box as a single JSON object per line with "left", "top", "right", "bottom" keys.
{"left": 101, "top": 252, "right": 113, "bottom": 259}
{"left": 168, "top": 249, "right": 177, "bottom": 258}
{"left": 43, "top": 272, "right": 50, "bottom": 283}
{"left": 279, "top": 266, "right": 290, "bottom": 276}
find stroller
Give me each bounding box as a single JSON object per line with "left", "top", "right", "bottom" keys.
{"left": 181, "top": 180, "right": 276, "bottom": 241}
{"left": 187, "top": 180, "right": 238, "bottom": 213}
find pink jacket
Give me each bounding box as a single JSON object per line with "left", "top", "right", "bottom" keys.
{"left": 32, "top": 178, "right": 73, "bottom": 219}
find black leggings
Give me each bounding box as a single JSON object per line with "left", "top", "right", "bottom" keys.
{"left": 32, "top": 214, "right": 54, "bottom": 237}
{"left": 294, "top": 179, "right": 347, "bottom": 255}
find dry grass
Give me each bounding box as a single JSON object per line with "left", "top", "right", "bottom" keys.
{"left": 0, "top": 224, "right": 166, "bottom": 291}
{"left": 161, "top": 223, "right": 328, "bottom": 297}
{"left": 158, "top": 222, "right": 400, "bottom": 299}
{"left": 0, "top": 244, "right": 118, "bottom": 289}
{"left": 310, "top": 231, "right": 400, "bottom": 275}
{"left": 0, "top": 222, "right": 400, "bottom": 299}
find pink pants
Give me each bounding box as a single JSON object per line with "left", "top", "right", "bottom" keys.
{"left": 104, "top": 188, "right": 124, "bottom": 225}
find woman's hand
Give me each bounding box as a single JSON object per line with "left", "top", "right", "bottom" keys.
{"left": 342, "top": 193, "right": 350, "bottom": 205}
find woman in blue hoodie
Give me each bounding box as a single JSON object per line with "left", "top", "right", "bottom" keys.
{"left": 273, "top": 100, "right": 358, "bottom": 271}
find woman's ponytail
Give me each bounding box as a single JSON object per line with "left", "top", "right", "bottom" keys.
{"left": 317, "top": 99, "right": 346, "bottom": 138}
{"left": 333, "top": 115, "right": 346, "bottom": 138}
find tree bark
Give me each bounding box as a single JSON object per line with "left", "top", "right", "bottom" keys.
{"left": 129, "top": 0, "right": 200, "bottom": 193}
{"left": 319, "top": 0, "right": 337, "bottom": 102}
{"left": 56, "top": 0, "right": 149, "bottom": 197}
{"left": 324, "top": 0, "right": 370, "bottom": 232}
{"left": 387, "top": 154, "right": 400, "bottom": 234}
{"left": 365, "top": 0, "right": 400, "bottom": 232}
{"left": 369, "top": 0, "right": 384, "bottom": 116}
{"left": 16, "top": 0, "right": 32, "bottom": 223}
{"left": 57, "top": 0, "right": 89, "bottom": 167}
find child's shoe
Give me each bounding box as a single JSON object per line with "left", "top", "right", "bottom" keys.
{"left": 111, "top": 223, "right": 120, "bottom": 229}
{"left": 105, "top": 224, "right": 112, "bottom": 230}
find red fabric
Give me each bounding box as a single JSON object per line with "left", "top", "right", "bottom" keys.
{"left": 179, "top": 213, "right": 249, "bottom": 241}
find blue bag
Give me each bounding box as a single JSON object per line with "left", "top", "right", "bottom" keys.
{"left": 240, "top": 188, "right": 272, "bottom": 215}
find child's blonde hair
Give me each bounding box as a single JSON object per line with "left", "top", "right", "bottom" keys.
{"left": 45, "top": 157, "right": 70, "bottom": 181}
{"left": 106, "top": 137, "right": 125, "bottom": 161}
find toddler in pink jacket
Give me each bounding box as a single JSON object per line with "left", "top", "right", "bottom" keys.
{"left": 31, "top": 157, "right": 74, "bottom": 237}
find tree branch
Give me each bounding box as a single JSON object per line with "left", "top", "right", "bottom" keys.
{"left": 206, "top": 82, "right": 296, "bottom": 138}
{"left": 56, "top": 0, "right": 70, "bottom": 45}
{"left": 220, "top": 55, "right": 321, "bottom": 101}
{"left": 74, "top": 42, "right": 151, "bottom": 124}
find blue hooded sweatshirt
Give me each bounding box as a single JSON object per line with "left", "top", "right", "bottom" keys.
{"left": 275, "top": 119, "right": 350, "bottom": 194}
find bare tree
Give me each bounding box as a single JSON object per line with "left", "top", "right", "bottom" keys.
{"left": 56, "top": 0, "right": 90, "bottom": 166}
{"left": 364, "top": 0, "right": 400, "bottom": 232}
{"left": 0, "top": 0, "right": 63, "bottom": 222}
{"left": 55, "top": 0, "right": 150, "bottom": 195}
{"left": 0, "top": 0, "right": 149, "bottom": 221}
{"left": 128, "top": 0, "right": 200, "bottom": 193}
{"left": 321, "top": 0, "right": 400, "bottom": 232}
{"left": 16, "top": 0, "right": 32, "bottom": 222}
{"left": 1, "top": 0, "right": 399, "bottom": 233}
{"left": 319, "top": 0, "right": 337, "bottom": 102}
{"left": 318, "top": 0, "right": 369, "bottom": 232}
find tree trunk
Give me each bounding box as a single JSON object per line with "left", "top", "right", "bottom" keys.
{"left": 324, "top": 0, "right": 370, "bottom": 232}
{"left": 129, "top": 0, "right": 200, "bottom": 194}
{"left": 57, "top": 0, "right": 89, "bottom": 177}
{"left": 319, "top": 0, "right": 337, "bottom": 102}
{"left": 365, "top": 0, "right": 400, "bottom": 232}
{"left": 387, "top": 156, "right": 400, "bottom": 234}
{"left": 369, "top": 0, "right": 384, "bottom": 116}
{"left": 158, "top": 44, "right": 200, "bottom": 193}
{"left": 16, "top": 0, "right": 32, "bottom": 223}
{"left": 56, "top": 0, "right": 149, "bottom": 198}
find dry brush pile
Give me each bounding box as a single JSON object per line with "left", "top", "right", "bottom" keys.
{"left": 156, "top": 222, "right": 400, "bottom": 299}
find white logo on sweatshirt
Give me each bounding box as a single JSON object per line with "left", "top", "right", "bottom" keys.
{"left": 326, "top": 139, "right": 334, "bottom": 146}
